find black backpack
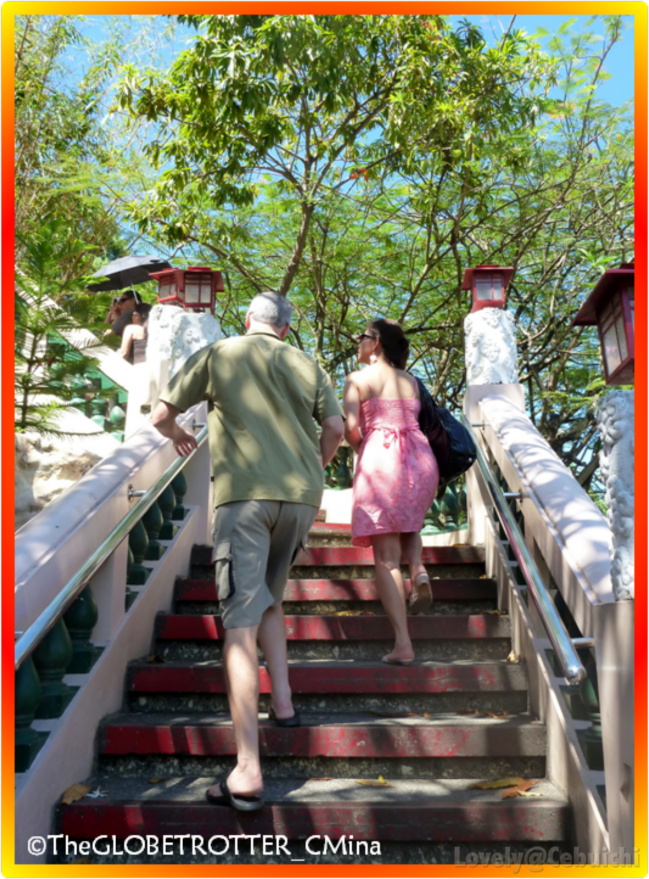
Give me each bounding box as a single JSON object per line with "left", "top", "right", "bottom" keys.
{"left": 415, "top": 377, "right": 477, "bottom": 486}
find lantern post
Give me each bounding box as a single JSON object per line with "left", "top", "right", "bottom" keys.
{"left": 572, "top": 262, "right": 635, "bottom": 600}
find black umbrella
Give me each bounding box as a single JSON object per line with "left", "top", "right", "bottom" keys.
{"left": 87, "top": 255, "right": 172, "bottom": 292}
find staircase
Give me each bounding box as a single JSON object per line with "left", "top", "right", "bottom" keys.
{"left": 58, "top": 522, "right": 572, "bottom": 864}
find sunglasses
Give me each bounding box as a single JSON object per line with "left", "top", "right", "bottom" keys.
{"left": 357, "top": 333, "right": 375, "bottom": 344}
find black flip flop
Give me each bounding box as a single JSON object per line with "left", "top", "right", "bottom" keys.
{"left": 268, "top": 705, "right": 301, "bottom": 728}
{"left": 205, "top": 778, "right": 265, "bottom": 812}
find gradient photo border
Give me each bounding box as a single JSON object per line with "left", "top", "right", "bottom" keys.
{"left": 2, "top": 3, "right": 646, "bottom": 876}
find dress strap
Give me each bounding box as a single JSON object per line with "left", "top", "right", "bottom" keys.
{"left": 365, "top": 381, "right": 375, "bottom": 399}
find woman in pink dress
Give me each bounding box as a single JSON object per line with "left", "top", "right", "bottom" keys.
{"left": 343, "top": 319, "right": 439, "bottom": 665}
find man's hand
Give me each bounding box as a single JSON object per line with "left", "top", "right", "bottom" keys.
{"left": 152, "top": 401, "right": 198, "bottom": 456}
{"left": 172, "top": 428, "right": 199, "bottom": 457}
{"left": 320, "top": 415, "right": 345, "bottom": 467}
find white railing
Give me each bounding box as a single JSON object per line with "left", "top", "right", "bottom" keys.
{"left": 464, "top": 385, "right": 633, "bottom": 856}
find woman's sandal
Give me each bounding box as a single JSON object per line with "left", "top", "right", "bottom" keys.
{"left": 268, "top": 705, "right": 301, "bottom": 728}
{"left": 409, "top": 573, "right": 433, "bottom": 615}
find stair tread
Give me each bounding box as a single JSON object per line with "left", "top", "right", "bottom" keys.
{"left": 176, "top": 578, "right": 498, "bottom": 603}
{"left": 191, "top": 545, "right": 485, "bottom": 566}
{"left": 103, "top": 710, "right": 540, "bottom": 728}
{"left": 156, "top": 613, "right": 511, "bottom": 641}
{"left": 64, "top": 775, "right": 566, "bottom": 805}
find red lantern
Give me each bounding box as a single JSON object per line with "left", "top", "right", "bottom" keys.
{"left": 572, "top": 262, "right": 634, "bottom": 386}
{"left": 148, "top": 266, "right": 224, "bottom": 312}
{"left": 462, "top": 265, "right": 514, "bottom": 312}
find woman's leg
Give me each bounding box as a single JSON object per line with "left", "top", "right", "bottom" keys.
{"left": 400, "top": 532, "right": 427, "bottom": 583}
{"left": 400, "top": 531, "right": 432, "bottom": 614}
{"left": 371, "top": 533, "right": 414, "bottom": 662}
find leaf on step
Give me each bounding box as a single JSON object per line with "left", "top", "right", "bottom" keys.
{"left": 456, "top": 709, "right": 481, "bottom": 716}
{"left": 480, "top": 574, "right": 490, "bottom": 579}
{"left": 486, "top": 711, "right": 509, "bottom": 719}
{"left": 148, "top": 777, "right": 169, "bottom": 784}
{"left": 61, "top": 783, "right": 92, "bottom": 804}
{"left": 147, "top": 654, "right": 166, "bottom": 663}
{"left": 470, "top": 776, "right": 526, "bottom": 790}
{"left": 309, "top": 777, "right": 332, "bottom": 782}
{"left": 370, "top": 710, "right": 418, "bottom": 718}
{"left": 71, "top": 857, "right": 92, "bottom": 865}
{"left": 332, "top": 610, "right": 375, "bottom": 616}
{"left": 501, "top": 781, "right": 540, "bottom": 799}
{"left": 506, "top": 651, "right": 521, "bottom": 663}
{"left": 356, "top": 777, "right": 392, "bottom": 787}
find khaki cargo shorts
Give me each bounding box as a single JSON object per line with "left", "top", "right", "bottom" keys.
{"left": 211, "top": 500, "right": 318, "bottom": 629}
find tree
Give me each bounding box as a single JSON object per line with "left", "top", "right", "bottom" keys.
{"left": 116, "top": 14, "right": 555, "bottom": 294}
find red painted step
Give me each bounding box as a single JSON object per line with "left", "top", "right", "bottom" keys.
{"left": 190, "top": 544, "right": 484, "bottom": 567}
{"left": 129, "top": 661, "right": 527, "bottom": 695}
{"left": 310, "top": 522, "right": 352, "bottom": 531}
{"left": 176, "top": 577, "right": 496, "bottom": 603}
{"left": 156, "top": 613, "right": 509, "bottom": 642}
{"left": 60, "top": 791, "right": 569, "bottom": 842}
{"left": 101, "top": 716, "right": 545, "bottom": 758}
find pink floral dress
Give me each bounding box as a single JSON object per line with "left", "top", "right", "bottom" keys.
{"left": 351, "top": 380, "right": 439, "bottom": 547}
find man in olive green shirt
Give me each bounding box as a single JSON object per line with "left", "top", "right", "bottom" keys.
{"left": 151, "top": 292, "right": 344, "bottom": 811}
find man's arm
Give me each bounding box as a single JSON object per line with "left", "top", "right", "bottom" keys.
{"left": 152, "top": 401, "right": 199, "bottom": 457}
{"left": 320, "top": 415, "right": 344, "bottom": 467}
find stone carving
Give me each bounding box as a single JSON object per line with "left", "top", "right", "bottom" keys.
{"left": 596, "top": 390, "right": 634, "bottom": 600}
{"left": 147, "top": 305, "right": 222, "bottom": 378}
{"left": 464, "top": 309, "right": 518, "bottom": 385}
{"left": 15, "top": 430, "right": 119, "bottom": 531}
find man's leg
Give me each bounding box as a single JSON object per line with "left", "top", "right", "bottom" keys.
{"left": 257, "top": 605, "right": 294, "bottom": 720}
{"left": 209, "top": 623, "right": 263, "bottom": 798}
{"left": 207, "top": 501, "right": 276, "bottom": 800}
{"left": 262, "top": 503, "right": 318, "bottom": 720}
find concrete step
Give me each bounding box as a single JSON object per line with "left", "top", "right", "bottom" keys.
{"left": 190, "top": 544, "right": 485, "bottom": 568}
{"left": 58, "top": 776, "right": 570, "bottom": 844}
{"left": 156, "top": 613, "right": 510, "bottom": 642}
{"left": 101, "top": 712, "right": 545, "bottom": 758}
{"left": 99, "top": 712, "right": 545, "bottom": 781}
{"left": 176, "top": 577, "right": 497, "bottom": 603}
{"left": 128, "top": 659, "right": 528, "bottom": 696}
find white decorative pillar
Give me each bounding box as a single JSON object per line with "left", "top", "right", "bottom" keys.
{"left": 463, "top": 308, "right": 522, "bottom": 549}
{"left": 464, "top": 308, "right": 519, "bottom": 385}
{"left": 124, "top": 305, "right": 222, "bottom": 438}
{"left": 596, "top": 390, "right": 634, "bottom": 600}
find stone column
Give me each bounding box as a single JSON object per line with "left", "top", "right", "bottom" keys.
{"left": 596, "top": 390, "right": 634, "bottom": 600}
{"left": 124, "top": 305, "right": 222, "bottom": 438}
{"left": 463, "top": 308, "right": 523, "bottom": 548}
{"left": 464, "top": 308, "right": 519, "bottom": 385}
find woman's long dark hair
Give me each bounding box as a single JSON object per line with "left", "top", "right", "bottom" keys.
{"left": 369, "top": 318, "right": 409, "bottom": 370}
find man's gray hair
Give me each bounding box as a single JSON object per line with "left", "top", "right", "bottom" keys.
{"left": 248, "top": 291, "right": 293, "bottom": 328}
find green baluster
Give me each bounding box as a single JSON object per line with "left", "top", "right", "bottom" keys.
{"left": 440, "top": 484, "right": 460, "bottom": 530}
{"left": 458, "top": 485, "right": 467, "bottom": 528}
{"left": 69, "top": 377, "right": 86, "bottom": 411}
{"left": 90, "top": 395, "right": 106, "bottom": 430}
{"left": 108, "top": 403, "right": 126, "bottom": 443}
{"left": 335, "top": 448, "right": 352, "bottom": 489}
{"left": 171, "top": 471, "right": 188, "bottom": 520}
{"left": 142, "top": 501, "right": 166, "bottom": 561}
{"left": 15, "top": 657, "right": 46, "bottom": 772}
{"left": 32, "top": 620, "right": 75, "bottom": 718}
{"left": 578, "top": 650, "right": 604, "bottom": 770}
{"left": 124, "top": 545, "right": 137, "bottom": 610}
{"left": 63, "top": 586, "right": 100, "bottom": 674}
{"left": 158, "top": 484, "right": 179, "bottom": 540}
{"left": 128, "top": 520, "right": 152, "bottom": 585}
{"left": 324, "top": 463, "right": 335, "bottom": 488}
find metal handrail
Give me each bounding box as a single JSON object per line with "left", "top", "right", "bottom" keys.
{"left": 15, "top": 426, "right": 209, "bottom": 670}
{"left": 460, "top": 414, "right": 588, "bottom": 685}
